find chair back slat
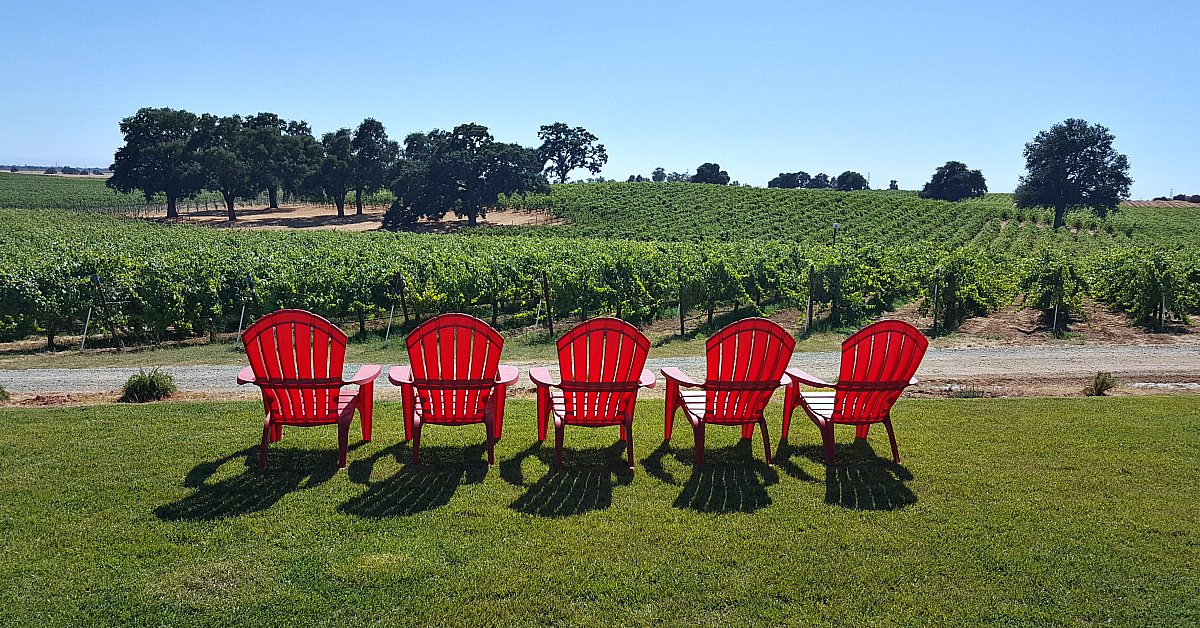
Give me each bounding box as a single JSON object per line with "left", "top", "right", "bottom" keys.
{"left": 703, "top": 318, "right": 794, "bottom": 422}
{"left": 406, "top": 314, "right": 503, "bottom": 422}
{"left": 557, "top": 318, "right": 650, "bottom": 424}
{"left": 834, "top": 320, "right": 928, "bottom": 421}
{"left": 242, "top": 310, "right": 347, "bottom": 421}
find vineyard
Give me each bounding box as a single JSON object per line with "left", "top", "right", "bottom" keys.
{"left": 1, "top": 179, "right": 1198, "bottom": 348}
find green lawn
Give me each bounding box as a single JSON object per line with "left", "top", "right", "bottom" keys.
{"left": 1, "top": 397, "right": 1197, "bottom": 627}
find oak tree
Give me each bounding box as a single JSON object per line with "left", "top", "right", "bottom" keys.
{"left": 538, "top": 122, "right": 608, "bottom": 184}
{"left": 108, "top": 107, "right": 205, "bottom": 218}
{"left": 1014, "top": 118, "right": 1132, "bottom": 228}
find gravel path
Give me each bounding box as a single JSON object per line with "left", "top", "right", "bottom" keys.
{"left": 2, "top": 345, "right": 1197, "bottom": 396}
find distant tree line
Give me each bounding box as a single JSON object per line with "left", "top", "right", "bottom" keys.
{"left": 768, "top": 170, "right": 869, "bottom": 191}
{"left": 108, "top": 108, "right": 609, "bottom": 224}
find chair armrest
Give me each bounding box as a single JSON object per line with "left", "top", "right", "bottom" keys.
{"left": 388, "top": 365, "right": 414, "bottom": 386}
{"left": 497, "top": 365, "right": 519, "bottom": 386}
{"left": 638, "top": 368, "right": 656, "bottom": 389}
{"left": 237, "top": 366, "right": 256, "bottom": 386}
{"left": 529, "top": 367, "right": 558, "bottom": 388}
{"left": 909, "top": 377, "right": 920, "bottom": 387}
{"left": 347, "top": 365, "right": 382, "bottom": 385}
{"left": 660, "top": 367, "right": 699, "bottom": 388}
{"left": 786, "top": 368, "right": 834, "bottom": 388}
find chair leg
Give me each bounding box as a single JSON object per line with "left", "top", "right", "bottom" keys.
{"left": 758, "top": 417, "right": 772, "bottom": 466}
{"left": 493, "top": 385, "right": 507, "bottom": 442}
{"left": 692, "top": 422, "right": 705, "bottom": 466}
{"left": 822, "top": 422, "right": 836, "bottom": 465}
{"left": 411, "top": 419, "right": 423, "bottom": 465}
{"left": 536, "top": 387, "right": 549, "bottom": 442}
{"left": 402, "top": 385, "right": 414, "bottom": 442}
{"left": 554, "top": 421, "right": 565, "bottom": 467}
{"left": 272, "top": 423, "right": 283, "bottom": 442}
{"left": 782, "top": 385, "right": 796, "bottom": 439}
{"left": 856, "top": 424, "right": 870, "bottom": 439}
{"left": 259, "top": 421, "right": 272, "bottom": 470}
{"left": 619, "top": 423, "right": 627, "bottom": 442}
{"left": 338, "top": 421, "right": 350, "bottom": 469}
{"left": 741, "top": 423, "right": 754, "bottom": 439}
{"left": 664, "top": 382, "right": 679, "bottom": 440}
{"left": 359, "top": 383, "right": 373, "bottom": 442}
{"left": 625, "top": 417, "right": 635, "bottom": 470}
{"left": 883, "top": 418, "right": 900, "bottom": 463}
{"left": 484, "top": 414, "right": 496, "bottom": 466}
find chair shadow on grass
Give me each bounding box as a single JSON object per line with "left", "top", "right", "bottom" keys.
{"left": 667, "top": 437, "right": 780, "bottom": 514}
{"left": 775, "top": 436, "right": 917, "bottom": 511}
{"left": 338, "top": 441, "right": 489, "bottom": 517}
{"left": 155, "top": 446, "right": 346, "bottom": 521}
{"left": 502, "top": 440, "right": 634, "bottom": 517}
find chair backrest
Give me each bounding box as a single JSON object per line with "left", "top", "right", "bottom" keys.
{"left": 406, "top": 313, "right": 503, "bottom": 422}
{"left": 703, "top": 318, "right": 795, "bottom": 421}
{"left": 556, "top": 318, "right": 650, "bottom": 424}
{"left": 242, "top": 309, "right": 348, "bottom": 420}
{"left": 833, "top": 319, "right": 928, "bottom": 421}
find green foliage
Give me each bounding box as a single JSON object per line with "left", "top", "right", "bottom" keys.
{"left": 920, "top": 248, "right": 1017, "bottom": 330}
{"left": 349, "top": 118, "right": 400, "bottom": 215}
{"left": 385, "top": 124, "right": 548, "bottom": 228}
{"left": 768, "top": 171, "right": 810, "bottom": 189}
{"left": 1014, "top": 118, "right": 1132, "bottom": 228}
{"left": 834, "top": 171, "right": 868, "bottom": 191}
{"left": 108, "top": 107, "right": 206, "bottom": 217}
{"left": 537, "top": 123, "right": 607, "bottom": 184}
{"left": 1019, "top": 249, "right": 1084, "bottom": 318}
{"left": 691, "top": 163, "right": 730, "bottom": 185}
{"left": 119, "top": 367, "right": 177, "bottom": 402}
{"left": 1083, "top": 371, "right": 1118, "bottom": 396}
{"left": 313, "top": 128, "right": 353, "bottom": 216}
{"left": 1086, "top": 247, "right": 1198, "bottom": 326}
{"left": 919, "top": 160, "right": 987, "bottom": 201}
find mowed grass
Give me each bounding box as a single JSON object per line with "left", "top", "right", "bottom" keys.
{"left": 1, "top": 397, "right": 1197, "bottom": 627}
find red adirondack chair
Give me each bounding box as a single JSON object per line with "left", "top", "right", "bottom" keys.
{"left": 388, "top": 313, "right": 518, "bottom": 466}
{"left": 783, "top": 319, "right": 928, "bottom": 464}
{"left": 529, "top": 318, "right": 655, "bottom": 469}
{"left": 236, "top": 309, "right": 381, "bottom": 470}
{"left": 660, "top": 318, "right": 795, "bottom": 466}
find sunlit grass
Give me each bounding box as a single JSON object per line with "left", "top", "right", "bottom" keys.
{"left": 1, "top": 396, "right": 1197, "bottom": 626}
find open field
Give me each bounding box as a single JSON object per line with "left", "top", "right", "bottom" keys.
{"left": 1, "top": 396, "right": 1197, "bottom": 626}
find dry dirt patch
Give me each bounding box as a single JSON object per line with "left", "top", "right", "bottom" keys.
{"left": 158, "top": 203, "right": 560, "bottom": 233}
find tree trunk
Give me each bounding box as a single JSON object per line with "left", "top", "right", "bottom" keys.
{"left": 268, "top": 186, "right": 278, "bottom": 209}
{"left": 357, "top": 307, "right": 366, "bottom": 336}
{"left": 1053, "top": 204, "right": 1066, "bottom": 230}
{"left": 335, "top": 196, "right": 345, "bottom": 217}
{"left": 45, "top": 319, "right": 56, "bottom": 350}
{"left": 224, "top": 193, "right": 237, "bottom": 221}
{"left": 467, "top": 209, "right": 478, "bottom": 227}
{"left": 355, "top": 189, "right": 363, "bottom": 215}
{"left": 166, "top": 196, "right": 178, "bottom": 219}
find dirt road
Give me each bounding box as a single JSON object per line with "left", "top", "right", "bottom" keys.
{"left": 3, "top": 344, "right": 1197, "bottom": 405}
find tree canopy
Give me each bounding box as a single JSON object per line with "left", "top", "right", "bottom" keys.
{"left": 108, "top": 107, "right": 204, "bottom": 218}
{"left": 768, "top": 171, "right": 810, "bottom": 189}
{"left": 538, "top": 122, "right": 607, "bottom": 184}
{"left": 385, "top": 123, "right": 548, "bottom": 228}
{"left": 196, "top": 114, "right": 257, "bottom": 221}
{"left": 350, "top": 118, "right": 400, "bottom": 215}
{"left": 807, "top": 173, "right": 832, "bottom": 189}
{"left": 834, "top": 171, "right": 869, "bottom": 191}
{"left": 314, "top": 128, "right": 354, "bottom": 217}
{"left": 691, "top": 163, "right": 730, "bottom": 185}
{"left": 919, "top": 161, "right": 987, "bottom": 201}
{"left": 1014, "top": 118, "right": 1132, "bottom": 228}
{"left": 651, "top": 167, "right": 666, "bottom": 182}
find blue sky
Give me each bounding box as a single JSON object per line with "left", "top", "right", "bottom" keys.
{"left": 1, "top": 0, "right": 1196, "bottom": 197}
